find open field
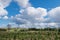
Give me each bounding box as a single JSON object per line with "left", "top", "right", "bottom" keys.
{"left": 0, "top": 28, "right": 60, "bottom": 40}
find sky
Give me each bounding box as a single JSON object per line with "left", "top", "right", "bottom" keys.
{"left": 30, "top": 0, "right": 60, "bottom": 8}
{"left": 0, "top": 0, "right": 60, "bottom": 28}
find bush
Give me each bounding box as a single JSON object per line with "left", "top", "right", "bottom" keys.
{"left": 0, "top": 28, "right": 7, "bottom": 31}
{"left": 28, "top": 28, "right": 40, "bottom": 31}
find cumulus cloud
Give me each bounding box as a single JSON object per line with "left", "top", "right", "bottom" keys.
{"left": 14, "top": 0, "right": 31, "bottom": 8}
{"left": 3, "top": 16, "right": 8, "bottom": 19}
{"left": 11, "top": 6, "right": 60, "bottom": 28}
{"left": 0, "top": 0, "right": 60, "bottom": 28}
{"left": 49, "top": 7, "right": 60, "bottom": 22}
{"left": 0, "top": 7, "right": 8, "bottom": 16}
{"left": 0, "top": 0, "right": 12, "bottom": 19}
{"left": 11, "top": 7, "right": 51, "bottom": 28}
{"left": 0, "top": 0, "right": 12, "bottom": 8}
{"left": 10, "top": 0, "right": 60, "bottom": 28}
{"left": 34, "top": 23, "right": 58, "bottom": 29}
{"left": 20, "top": 7, "right": 48, "bottom": 22}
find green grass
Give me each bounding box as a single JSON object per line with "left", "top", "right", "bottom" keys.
{"left": 0, "top": 28, "right": 60, "bottom": 40}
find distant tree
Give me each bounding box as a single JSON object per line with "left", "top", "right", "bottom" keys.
{"left": 0, "top": 28, "right": 6, "bottom": 31}
{"left": 28, "top": 28, "right": 40, "bottom": 31}
{"left": 7, "top": 24, "right": 11, "bottom": 30}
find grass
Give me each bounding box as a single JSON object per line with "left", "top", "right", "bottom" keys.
{"left": 0, "top": 28, "right": 60, "bottom": 40}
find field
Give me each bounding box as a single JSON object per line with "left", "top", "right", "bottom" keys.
{"left": 0, "top": 28, "right": 60, "bottom": 40}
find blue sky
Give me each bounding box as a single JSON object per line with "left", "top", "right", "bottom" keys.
{"left": 0, "top": 0, "right": 60, "bottom": 28}
{"left": 30, "top": 0, "right": 60, "bottom": 8}
{"left": 6, "top": 1, "right": 20, "bottom": 17}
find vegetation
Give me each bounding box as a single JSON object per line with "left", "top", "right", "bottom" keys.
{"left": 0, "top": 28, "right": 60, "bottom": 40}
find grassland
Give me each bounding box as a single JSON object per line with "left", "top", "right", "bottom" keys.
{"left": 0, "top": 28, "right": 60, "bottom": 40}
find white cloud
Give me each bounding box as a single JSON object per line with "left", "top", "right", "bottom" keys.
{"left": 3, "top": 16, "right": 8, "bottom": 19}
{"left": 10, "top": 0, "right": 60, "bottom": 28}
{"left": 14, "top": 0, "right": 31, "bottom": 8}
{"left": 11, "top": 6, "right": 60, "bottom": 28}
{"left": 8, "top": 22, "right": 18, "bottom": 28}
{"left": 19, "top": 7, "right": 48, "bottom": 22}
{"left": 11, "top": 7, "right": 51, "bottom": 28}
{"left": 24, "top": 7, "right": 47, "bottom": 17}
{"left": 49, "top": 7, "right": 60, "bottom": 22}
{"left": 16, "top": 23, "right": 58, "bottom": 28}
{"left": 0, "top": 0, "right": 12, "bottom": 19}
{"left": 0, "top": 7, "right": 8, "bottom": 16}
{"left": 34, "top": 23, "right": 58, "bottom": 29}
{"left": 0, "top": 0, "right": 12, "bottom": 8}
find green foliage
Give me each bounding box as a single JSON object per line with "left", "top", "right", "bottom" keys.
{"left": 0, "top": 28, "right": 7, "bottom": 31}
{"left": 28, "top": 28, "right": 40, "bottom": 31}
{"left": 0, "top": 28, "right": 60, "bottom": 40}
